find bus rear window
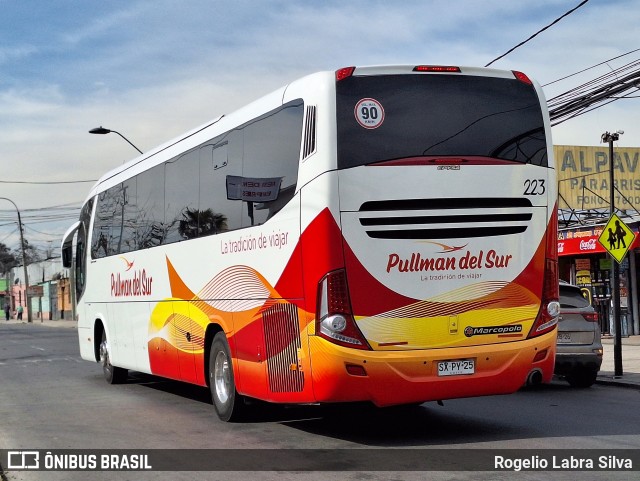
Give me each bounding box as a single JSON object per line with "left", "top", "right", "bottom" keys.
{"left": 336, "top": 74, "right": 547, "bottom": 169}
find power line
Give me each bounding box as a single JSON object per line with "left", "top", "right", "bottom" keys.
{"left": 547, "top": 58, "right": 640, "bottom": 125}
{"left": 24, "top": 225, "right": 67, "bottom": 237}
{"left": 542, "top": 48, "right": 640, "bottom": 87}
{"left": 485, "top": 0, "right": 590, "bottom": 67}
{"left": 0, "top": 227, "right": 18, "bottom": 245}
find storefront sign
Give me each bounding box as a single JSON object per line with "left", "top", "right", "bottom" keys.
{"left": 555, "top": 145, "right": 640, "bottom": 211}
{"left": 26, "top": 286, "right": 44, "bottom": 297}
{"left": 558, "top": 227, "right": 639, "bottom": 256}
{"left": 575, "top": 258, "right": 591, "bottom": 271}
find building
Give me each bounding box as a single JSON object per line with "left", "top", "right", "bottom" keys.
{"left": 7, "top": 258, "right": 71, "bottom": 321}
{"left": 556, "top": 145, "right": 640, "bottom": 336}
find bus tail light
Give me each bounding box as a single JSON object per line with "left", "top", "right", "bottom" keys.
{"left": 513, "top": 71, "right": 533, "bottom": 85}
{"left": 413, "top": 65, "right": 461, "bottom": 73}
{"left": 528, "top": 209, "right": 560, "bottom": 338}
{"left": 316, "top": 270, "right": 370, "bottom": 350}
{"left": 336, "top": 67, "right": 356, "bottom": 81}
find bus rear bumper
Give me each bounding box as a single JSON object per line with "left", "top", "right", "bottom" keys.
{"left": 308, "top": 332, "right": 556, "bottom": 406}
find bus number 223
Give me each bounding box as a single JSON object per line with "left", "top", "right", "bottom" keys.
{"left": 523, "top": 179, "right": 545, "bottom": 195}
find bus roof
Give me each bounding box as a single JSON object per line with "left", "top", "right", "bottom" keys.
{"left": 84, "top": 64, "right": 540, "bottom": 204}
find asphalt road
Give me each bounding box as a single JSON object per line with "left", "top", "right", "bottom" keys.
{"left": 1, "top": 323, "right": 639, "bottom": 481}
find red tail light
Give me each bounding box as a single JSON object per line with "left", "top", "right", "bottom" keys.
{"left": 413, "top": 65, "right": 461, "bottom": 73}
{"left": 513, "top": 71, "right": 533, "bottom": 85}
{"left": 336, "top": 67, "right": 356, "bottom": 81}
{"left": 583, "top": 312, "right": 599, "bottom": 323}
{"left": 316, "top": 269, "right": 370, "bottom": 350}
{"left": 528, "top": 207, "right": 560, "bottom": 338}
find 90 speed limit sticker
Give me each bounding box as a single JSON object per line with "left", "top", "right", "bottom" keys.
{"left": 354, "top": 98, "right": 385, "bottom": 129}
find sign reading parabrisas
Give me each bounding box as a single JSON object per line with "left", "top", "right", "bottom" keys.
{"left": 555, "top": 145, "right": 640, "bottom": 210}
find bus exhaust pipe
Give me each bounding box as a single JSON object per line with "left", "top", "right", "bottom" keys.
{"left": 526, "top": 369, "right": 543, "bottom": 386}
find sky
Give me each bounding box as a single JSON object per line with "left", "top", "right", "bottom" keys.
{"left": 0, "top": 0, "right": 638, "bottom": 260}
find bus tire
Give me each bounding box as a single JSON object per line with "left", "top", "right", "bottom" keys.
{"left": 100, "top": 330, "right": 127, "bottom": 384}
{"left": 209, "top": 332, "right": 245, "bottom": 422}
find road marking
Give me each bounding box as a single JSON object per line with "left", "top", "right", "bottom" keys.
{"left": 0, "top": 357, "right": 83, "bottom": 366}
{"left": 30, "top": 346, "right": 46, "bottom": 351}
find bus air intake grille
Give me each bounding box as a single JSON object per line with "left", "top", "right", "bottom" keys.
{"left": 263, "top": 303, "right": 304, "bottom": 393}
{"left": 358, "top": 197, "right": 533, "bottom": 240}
{"left": 302, "top": 105, "right": 317, "bottom": 159}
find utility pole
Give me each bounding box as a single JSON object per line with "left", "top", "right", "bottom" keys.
{"left": 0, "top": 197, "right": 31, "bottom": 323}
{"left": 601, "top": 131, "right": 623, "bottom": 377}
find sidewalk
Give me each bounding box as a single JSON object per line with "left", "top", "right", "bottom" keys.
{"left": 597, "top": 335, "right": 640, "bottom": 388}
{"left": 4, "top": 317, "right": 640, "bottom": 389}
{"left": 3, "top": 317, "right": 77, "bottom": 328}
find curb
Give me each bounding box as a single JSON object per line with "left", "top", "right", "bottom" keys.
{"left": 2, "top": 320, "right": 77, "bottom": 329}
{"left": 595, "top": 377, "right": 640, "bottom": 390}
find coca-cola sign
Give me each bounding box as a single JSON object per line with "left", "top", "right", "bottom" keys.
{"left": 579, "top": 239, "right": 597, "bottom": 251}
{"left": 559, "top": 231, "right": 639, "bottom": 256}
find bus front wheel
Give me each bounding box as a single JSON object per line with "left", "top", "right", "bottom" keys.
{"left": 209, "top": 332, "right": 245, "bottom": 421}
{"left": 100, "top": 330, "right": 127, "bottom": 384}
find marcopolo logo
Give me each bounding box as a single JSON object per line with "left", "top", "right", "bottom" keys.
{"left": 464, "top": 325, "right": 523, "bottom": 337}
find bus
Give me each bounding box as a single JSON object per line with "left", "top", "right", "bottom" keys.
{"left": 62, "top": 65, "right": 559, "bottom": 421}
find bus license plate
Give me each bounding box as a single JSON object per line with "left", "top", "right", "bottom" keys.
{"left": 437, "top": 359, "right": 475, "bottom": 376}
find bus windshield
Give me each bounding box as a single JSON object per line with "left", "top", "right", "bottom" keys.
{"left": 336, "top": 74, "right": 547, "bottom": 169}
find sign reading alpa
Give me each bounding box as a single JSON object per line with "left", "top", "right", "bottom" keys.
{"left": 555, "top": 145, "right": 640, "bottom": 210}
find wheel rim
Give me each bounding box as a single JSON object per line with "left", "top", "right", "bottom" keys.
{"left": 100, "top": 338, "right": 111, "bottom": 374}
{"left": 214, "top": 350, "right": 231, "bottom": 404}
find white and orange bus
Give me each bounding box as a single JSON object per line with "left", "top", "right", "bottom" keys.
{"left": 62, "top": 65, "right": 559, "bottom": 421}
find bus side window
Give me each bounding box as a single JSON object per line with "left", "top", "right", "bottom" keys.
{"left": 198, "top": 132, "right": 243, "bottom": 235}
{"left": 91, "top": 190, "right": 116, "bottom": 259}
{"left": 135, "top": 164, "right": 165, "bottom": 249}
{"left": 239, "top": 100, "right": 303, "bottom": 228}
{"left": 165, "top": 149, "right": 199, "bottom": 243}
{"left": 76, "top": 198, "right": 93, "bottom": 299}
{"left": 118, "top": 178, "right": 137, "bottom": 253}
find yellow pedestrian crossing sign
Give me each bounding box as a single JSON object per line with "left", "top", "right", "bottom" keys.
{"left": 598, "top": 214, "right": 634, "bottom": 263}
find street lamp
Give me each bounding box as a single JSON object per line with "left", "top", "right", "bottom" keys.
{"left": 89, "top": 126, "right": 143, "bottom": 154}
{"left": 601, "top": 130, "right": 624, "bottom": 377}
{"left": 0, "top": 197, "right": 32, "bottom": 323}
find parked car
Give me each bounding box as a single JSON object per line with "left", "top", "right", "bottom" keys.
{"left": 554, "top": 281, "right": 603, "bottom": 387}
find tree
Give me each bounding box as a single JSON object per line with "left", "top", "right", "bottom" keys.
{"left": 0, "top": 242, "right": 18, "bottom": 274}
{"left": 178, "top": 208, "right": 228, "bottom": 239}
{"left": 11, "top": 239, "right": 41, "bottom": 267}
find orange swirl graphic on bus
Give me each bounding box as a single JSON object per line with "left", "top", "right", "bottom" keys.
{"left": 147, "top": 256, "right": 305, "bottom": 387}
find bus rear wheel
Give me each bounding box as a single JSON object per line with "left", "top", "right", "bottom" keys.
{"left": 209, "top": 332, "right": 245, "bottom": 421}
{"left": 100, "top": 330, "right": 127, "bottom": 384}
